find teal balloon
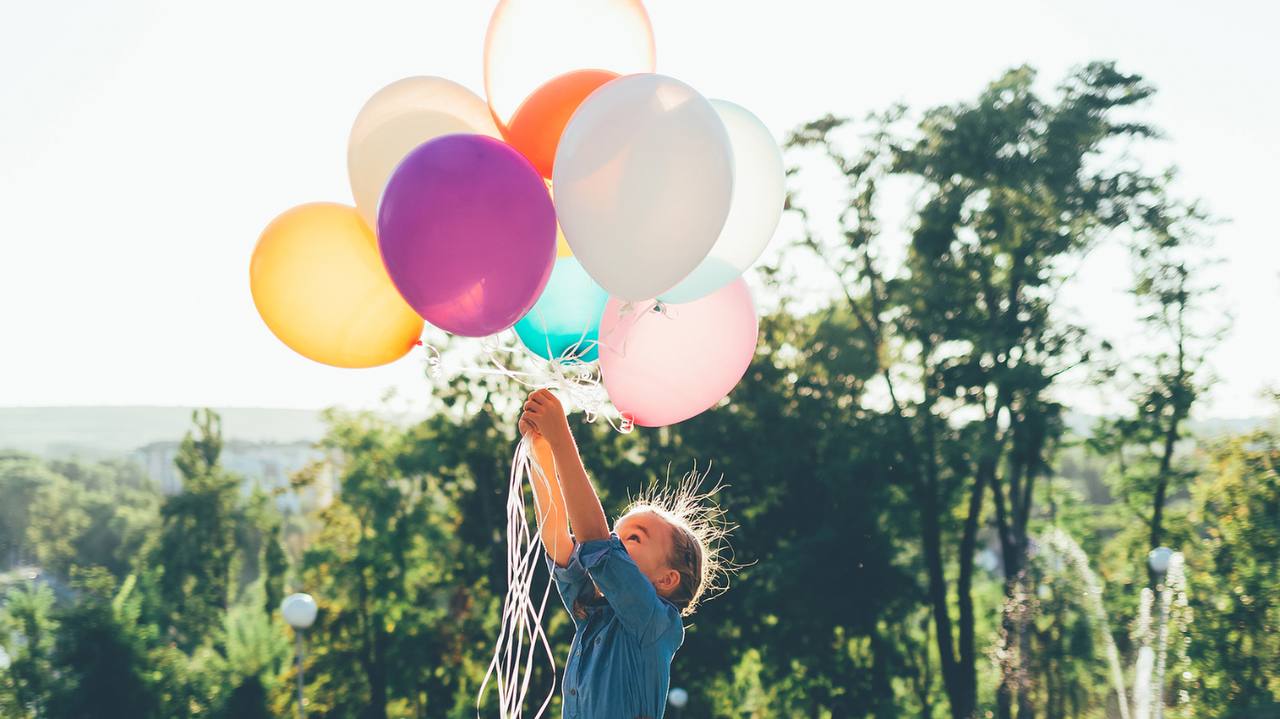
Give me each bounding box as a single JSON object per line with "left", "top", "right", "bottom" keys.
{"left": 515, "top": 258, "right": 609, "bottom": 362}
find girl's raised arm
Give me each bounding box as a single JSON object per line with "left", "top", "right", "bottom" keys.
{"left": 521, "top": 389, "right": 610, "bottom": 542}
{"left": 522, "top": 429, "right": 573, "bottom": 568}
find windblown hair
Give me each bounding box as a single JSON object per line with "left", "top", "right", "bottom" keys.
{"left": 573, "top": 465, "right": 738, "bottom": 619}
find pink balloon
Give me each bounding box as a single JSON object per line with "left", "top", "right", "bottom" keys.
{"left": 599, "top": 279, "right": 758, "bottom": 427}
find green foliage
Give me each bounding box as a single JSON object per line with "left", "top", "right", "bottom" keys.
{"left": 1189, "top": 428, "right": 1280, "bottom": 711}
{"left": 47, "top": 568, "right": 159, "bottom": 719}
{"left": 0, "top": 582, "right": 58, "bottom": 716}
{"left": 0, "top": 455, "right": 64, "bottom": 568}
{"left": 143, "top": 409, "right": 243, "bottom": 651}
{"left": 1087, "top": 198, "right": 1221, "bottom": 571}
{"left": 786, "top": 60, "right": 1175, "bottom": 719}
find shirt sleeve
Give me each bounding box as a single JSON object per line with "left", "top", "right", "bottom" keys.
{"left": 545, "top": 535, "right": 591, "bottom": 627}
{"left": 577, "top": 532, "right": 677, "bottom": 646}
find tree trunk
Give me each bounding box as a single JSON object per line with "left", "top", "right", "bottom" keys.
{"left": 958, "top": 467, "right": 985, "bottom": 714}
{"left": 922, "top": 483, "right": 969, "bottom": 719}
{"left": 363, "top": 623, "right": 390, "bottom": 719}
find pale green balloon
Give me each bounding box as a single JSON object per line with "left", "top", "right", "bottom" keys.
{"left": 660, "top": 99, "right": 785, "bottom": 304}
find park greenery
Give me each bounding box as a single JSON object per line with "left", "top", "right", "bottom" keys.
{"left": 2, "top": 62, "right": 1277, "bottom": 718}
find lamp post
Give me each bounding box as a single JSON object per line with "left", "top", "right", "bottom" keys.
{"left": 1147, "top": 547, "right": 1173, "bottom": 719}
{"left": 667, "top": 687, "right": 688, "bottom": 719}
{"left": 282, "top": 593, "right": 318, "bottom": 719}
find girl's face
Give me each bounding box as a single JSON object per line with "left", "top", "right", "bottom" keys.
{"left": 615, "top": 511, "right": 680, "bottom": 597}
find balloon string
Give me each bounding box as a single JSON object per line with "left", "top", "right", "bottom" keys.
{"left": 477, "top": 437, "right": 558, "bottom": 719}
{"left": 419, "top": 332, "right": 634, "bottom": 434}
{"left": 595, "top": 300, "right": 653, "bottom": 363}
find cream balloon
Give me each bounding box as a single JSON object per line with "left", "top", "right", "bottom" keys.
{"left": 348, "top": 77, "right": 500, "bottom": 228}
{"left": 483, "top": 0, "right": 655, "bottom": 133}
{"left": 659, "top": 100, "right": 785, "bottom": 304}
{"left": 552, "top": 74, "right": 734, "bottom": 301}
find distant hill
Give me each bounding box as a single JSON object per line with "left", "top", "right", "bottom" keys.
{"left": 0, "top": 406, "right": 332, "bottom": 458}
{"left": 0, "top": 406, "right": 1271, "bottom": 461}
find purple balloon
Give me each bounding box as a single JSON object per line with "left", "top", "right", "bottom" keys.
{"left": 377, "top": 134, "right": 557, "bottom": 337}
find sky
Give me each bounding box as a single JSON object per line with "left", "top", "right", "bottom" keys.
{"left": 1, "top": 0, "right": 1277, "bottom": 419}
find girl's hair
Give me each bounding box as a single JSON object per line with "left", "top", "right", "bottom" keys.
{"left": 573, "top": 465, "right": 737, "bottom": 619}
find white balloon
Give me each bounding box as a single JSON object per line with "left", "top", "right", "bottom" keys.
{"left": 660, "top": 100, "right": 785, "bottom": 304}
{"left": 552, "top": 74, "right": 734, "bottom": 302}
{"left": 348, "top": 77, "right": 500, "bottom": 229}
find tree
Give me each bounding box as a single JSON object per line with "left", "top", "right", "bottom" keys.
{"left": 236, "top": 486, "right": 288, "bottom": 617}
{"left": 47, "top": 568, "right": 159, "bottom": 719}
{"left": 293, "top": 406, "right": 492, "bottom": 719}
{"left": 785, "top": 62, "right": 1167, "bottom": 719}
{"left": 48, "top": 458, "right": 160, "bottom": 579}
{"left": 1090, "top": 198, "right": 1222, "bottom": 587}
{"left": 1189, "top": 423, "right": 1280, "bottom": 715}
{"left": 142, "top": 409, "right": 241, "bottom": 651}
{"left": 217, "top": 583, "right": 290, "bottom": 719}
{"left": 0, "top": 454, "right": 60, "bottom": 569}
{"left": 0, "top": 583, "right": 58, "bottom": 717}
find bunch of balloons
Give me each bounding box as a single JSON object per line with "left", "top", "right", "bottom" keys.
{"left": 249, "top": 0, "right": 785, "bottom": 428}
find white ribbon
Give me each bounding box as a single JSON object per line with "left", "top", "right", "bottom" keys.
{"left": 476, "top": 438, "right": 558, "bottom": 719}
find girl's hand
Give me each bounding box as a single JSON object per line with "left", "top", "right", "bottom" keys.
{"left": 520, "top": 389, "right": 572, "bottom": 450}
{"left": 518, "top": 417, "right": 543, "bottom": 442}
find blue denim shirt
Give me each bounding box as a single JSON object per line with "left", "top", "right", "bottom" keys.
{"left": 546, "top": 532, "right": 685, "bottom": 719}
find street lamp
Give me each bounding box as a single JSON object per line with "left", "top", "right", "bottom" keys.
{"left": 1147, "top": 546, "right": 1173, "bottom": 575}
{"left": 282, "top": 593, "right": 318, "bottom": 719}
{"left": 668, "top": 687, "right": 688, "bottom": 718}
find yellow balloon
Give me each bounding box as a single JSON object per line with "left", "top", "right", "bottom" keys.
{"left": 250, "top": 203, "right": 423, "bottom": 368}
{"left": 546, "top": 179, "right": 572, "bottom": 258}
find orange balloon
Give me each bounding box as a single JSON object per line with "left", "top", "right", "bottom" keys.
{"left": 250, "top": 203, "right": 424, "bottom": 368}
{"left": 505, "top": 69, "right": 618, "bottom": 179}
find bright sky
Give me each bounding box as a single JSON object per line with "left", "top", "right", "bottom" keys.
{"left": 1, "top": 0, "right": 1277, "bottom": 419}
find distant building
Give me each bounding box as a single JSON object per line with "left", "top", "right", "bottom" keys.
{"left": 130, "top": 440, "right": 339, "bottom": 513}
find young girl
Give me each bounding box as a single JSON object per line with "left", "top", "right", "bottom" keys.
{"left": 517, "top": 388, "right": 729, "bottom": 719}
